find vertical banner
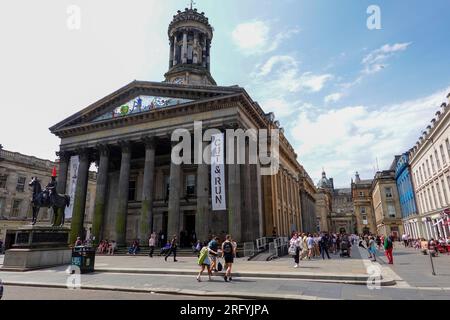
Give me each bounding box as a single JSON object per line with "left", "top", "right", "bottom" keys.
{"left": 65, "top": 155, "right": 79, "bottom": 219}
{"left": 211, "top": 133, "right": 226, "bottom": 211}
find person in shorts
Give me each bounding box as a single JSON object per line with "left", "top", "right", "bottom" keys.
{"left": 222, "top": 235, "right": 235, "bottom": 282}
{"left": 208, "top": 236, "right": 220, "bottom": 272}
{"left": 197, "top": 241, "right": 217, "bottom": 282}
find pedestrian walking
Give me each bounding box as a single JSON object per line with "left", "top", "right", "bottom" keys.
{"left": 319, "top": 233, "right": 331, "bottom": 259}
{"left": 289, "top": 232, "right": 302, "bottom": 268}
{"left": 165, "top": 235, "right": 178, "bottom": 262}
{"left": 196, "top": 242, "right": 216, "bottom": 282}
{"left": 306, "top": 234, "right": 314, "bottom": 259}
{"left": 208, "top": 236, "right": 220, "bottom": 272}
{"left": 148, "top": 232, "right": 156, "bottom": 258}
{"left": 384, "top": 233, "right": 394, "bottom": 264}
{"left": 368, "top": 236, "right": 377, "bottom": 261}
{"left": 222, "top": 235, "right": 236, "bottom": 282}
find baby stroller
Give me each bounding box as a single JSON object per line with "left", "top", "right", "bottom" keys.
{"left": 340, "top": 240, "right": 350, "bottom": 258}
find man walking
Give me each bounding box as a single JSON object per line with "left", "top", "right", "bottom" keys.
{"left": 148, "top": 232, "right": 156, "bottom": 258}
{"left": 165, "top": 235, "right": 178, "bottom": 262}
{"left": 384, "top": 233, "right": 394, "bottom": 264}
{"left": 319, "top": 233, "right": 331, "bottom": 259}
{"left": 208, "top": 236, "right": 220, "bottom": 272}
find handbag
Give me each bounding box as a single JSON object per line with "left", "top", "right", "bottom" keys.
{"left": 288, "top": 244, "right": 297, "bottom": 256}
{"left": 217, "top": 261, "right": 223, "bottom": 272}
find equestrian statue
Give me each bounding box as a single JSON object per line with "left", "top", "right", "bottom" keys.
{"left": 29, "top": 167, "right": 70, "bottom": 226}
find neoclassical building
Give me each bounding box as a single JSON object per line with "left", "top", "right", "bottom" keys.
{"left": 351, "top": 172, "right": 376, "bottom": 234}
{"left": 409, "top": 94, "right": 450, "bottom": 240}
{"left": 50, "top": 8, "right": 312, "bottom": 245}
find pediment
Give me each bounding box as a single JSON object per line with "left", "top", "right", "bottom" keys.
{"left": 50, "top": 80, "right": 245, "bottom": 134}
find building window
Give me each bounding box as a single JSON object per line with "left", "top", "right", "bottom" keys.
{"left": 164, "top": 176, "right": 170, "bottom": 200}
{"left": 435, "top": 150, "right": 441, "bottom": 170}
{"left": 432, "top": 185, "right": 439, "bottom": 208}
{"left": 387, "top": 204, "right": 396, "bottom": 218}
{"left": 0, "top": 175, "right": 7, "bottom": 189}
{"left": 430, "top": 155, "right": 436, "bottom": 174}
{"left": 436, "top": 182, "right": 443, "bottom": 208}
{"left": 128, "top": 180, "right": 136, "bottom": 201}
{"left": 0, "top": 197, "right": 5, "bottom": 216}
{"left": 11, "top": 199, "right": 22, "bottom": 217}
{"left": 362, "top": 215, "right": 368, "bottom": 225}
{"left": 385, "top": 187, "right": 393, "bottom": 198}
{"left": 440, "top": 145, "right": 447, "bottom": 165}
{"left": 446, "top": 139, "right": 450, "bottom": 161}
{"left": 422, "top": 164, "right": 427, "bottom": 180}
{"left": 360, "top": 207, "right": 366, "bottom": 214}
{"left": 442, "top": 179, "right": 449, "bottom": 206}
{"left": 359, "top": 191, "right": 364, "bottom": 197}
{"left": 185, "top": 174, "right": 196, "bottom": 197}
{"left": 16, "top": 176, "right": 26, "bottom": 192}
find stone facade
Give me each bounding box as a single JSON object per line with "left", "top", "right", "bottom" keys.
{"left": 351, "top": 173, "right": 376, "bottom": 234}
{"left": 0, "top": 147, "right": 96, "bottom": 242}
{"left": 409, "top": 93, "right": 450, "bottom": 240}
{"left": 371, "top": 170, "right": 403, "bottom": 237}
{"left": 315, "top": 189, "right": 331, "bottom": 232}
{"left": 330, "top": 188, "right": 356, "bottom": 234}
{"left": 298, "top": 170, "right": 317, "bottom": 234}
{"left": 49, "top": 8, "right": 311, "bottom": 246}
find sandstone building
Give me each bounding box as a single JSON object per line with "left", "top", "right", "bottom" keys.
{"left": 49, "top": 7, "right": 315, "bottom": 245}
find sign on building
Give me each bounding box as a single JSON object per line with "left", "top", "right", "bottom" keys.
{"left": 211, "top": 133, "right": 226, "bottom": 211}
{"left": 65, "top": 156, "right": 79, "bottom": 219}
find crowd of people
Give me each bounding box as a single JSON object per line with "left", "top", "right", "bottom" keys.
{"left": 401, "top": 233, "right": 450, "bottom": 256}
{"left": 289, "top": 231, "right": 398, "bottom": 267}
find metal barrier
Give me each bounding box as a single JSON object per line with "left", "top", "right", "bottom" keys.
{"left": 243, "top": 242, "right": 255, "bottom": 257}
{"left": 268, "top": 242, "right": 277, "bottom": 257}
{"left": 256, "top": 237, "right": 267, "bottom": 251}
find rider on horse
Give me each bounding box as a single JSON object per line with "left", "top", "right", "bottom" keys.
{"left": 42, "top": 167, "right": 57, "bottom": 205}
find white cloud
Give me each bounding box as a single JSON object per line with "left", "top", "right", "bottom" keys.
{"left": 362, "top": 42, "right": 411, "bottom": 74}
{"left": 254, "top": 55, "right": 332, "bottom": 93}
{"left": 232, "top": 21, "right": 299, "bottom": 54}
{"left": 290, "top": 86, "right": 450, "bottom": 187}
{"left": 324, "top": 93, "right": 343, "bottom": 103}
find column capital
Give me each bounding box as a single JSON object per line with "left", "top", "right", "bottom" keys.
{"left": 56, "top": 150, "right": 71, "bottom": 162}
{"left": 118, "top": 140, "right": 132, "bottom": 153}
{"left": 75, "top": 147, "right": 91, "bottom": 161}
{"left": 142, "top": 136, "right": 157, "bottom": 149}
{"left": 96, "top": 143, "right": 110, "bottom": 157}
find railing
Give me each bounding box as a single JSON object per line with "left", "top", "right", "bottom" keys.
{"left": 243, "top": 242, "right": 255, "bottom": 257}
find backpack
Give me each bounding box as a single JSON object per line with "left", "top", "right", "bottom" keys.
{"left": 223, "top": 241, "right": 233, "bottom": 254}
{"left": 386, "top": 237, "right": 393, "bottom": 249}
{"left": 197, "top": 247, "right": 209, "bottom": 265}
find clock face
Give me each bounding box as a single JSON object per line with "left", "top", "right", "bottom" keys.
{"left": 173, "top": 77, "right": 184, "bottom": 84}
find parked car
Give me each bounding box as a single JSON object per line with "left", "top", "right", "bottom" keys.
{"left": 0, "top": 279, "right": 3, "bottom": 299}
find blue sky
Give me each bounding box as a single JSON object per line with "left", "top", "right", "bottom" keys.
{"left": 1, "top": 0, "right": 449, "bottom": 187}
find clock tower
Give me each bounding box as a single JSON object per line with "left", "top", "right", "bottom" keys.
{"left": 164, "top": 7, "right": 217, "bottom": 86}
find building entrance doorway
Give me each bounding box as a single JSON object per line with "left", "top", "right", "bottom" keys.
{"left": 182, "top": 211, "right": 196, "bottom": 248}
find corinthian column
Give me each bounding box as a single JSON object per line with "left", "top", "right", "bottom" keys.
{"left": 140, "top": 137, "right": 156, "bottom": 244}
{"left": 167, "top": 142, "right": 181, "bottom": 240}
{"left": 91, "top": 144, "right": 110, "bottom": 245}
{"left": 55, "top": 150, "right": 70, "bottom": 226}
{"left": 182, "top": 31, "right": 188, "bottom": 64}
{"left": 115, "top": 141, "right": 131, "bottom": 246}
{"left": 70, "top": 148, "right": 90, "bottom": 245}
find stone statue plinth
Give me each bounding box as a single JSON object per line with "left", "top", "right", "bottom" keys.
{"left": 1, "top": 226, "right": 71, "bottom": 271}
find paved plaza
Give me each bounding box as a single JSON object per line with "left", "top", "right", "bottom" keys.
{"left": 1, "top": 243, "right": 450, "bottom": 299}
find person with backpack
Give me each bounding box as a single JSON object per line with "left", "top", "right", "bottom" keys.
{"left": 384, "top": 233, "right": 394, "bottom": 264}
{"left": 197, "top": 241, "right": 217, "bottom": 282}
{"left": 222, "top": 235, "right": 236, "bottom": 282}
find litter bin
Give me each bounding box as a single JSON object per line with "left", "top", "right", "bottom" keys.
{"left": 71, "top": 246, "right": 96, "bottom": 274}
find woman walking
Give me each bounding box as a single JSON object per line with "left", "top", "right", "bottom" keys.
{"left": 368, "top": 236, "right": 377, "bottom": 261}
{"left": 196, "top": 242, "right": 217, "bottom": 282}
{"left": 289, "top": 232, "right": 302, "bottom": 268}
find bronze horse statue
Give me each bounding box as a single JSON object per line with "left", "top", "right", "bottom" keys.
{"left": 29, "top": 177, "right": 70, "bottom": 226}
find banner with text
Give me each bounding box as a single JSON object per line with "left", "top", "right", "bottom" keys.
{"left": 65, "top": 155, "right": 79, "bottom": 219}
{"left": 211, "top": 133, "right": 226, "bottom": 211}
